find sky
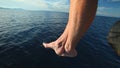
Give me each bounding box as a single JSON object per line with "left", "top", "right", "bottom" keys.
{"left": 0, "top": 0, "right": 120, "bottom": 17}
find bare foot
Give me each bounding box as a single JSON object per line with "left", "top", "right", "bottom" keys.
{"left": 43, "top": 35, "right": 77, "bottom": 57}
{"left": 43, "top": 23, "right": 77, "bottom": 57}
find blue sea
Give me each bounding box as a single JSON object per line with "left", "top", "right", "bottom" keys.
{"left": 0, "top": 9, "right": 120, "bottom": 68}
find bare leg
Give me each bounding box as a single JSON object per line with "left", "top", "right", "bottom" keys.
{"left": 43, "top": 0, "right": 98, "bottom": 57}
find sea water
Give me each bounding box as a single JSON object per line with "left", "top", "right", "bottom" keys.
{"left": 0, "top": 9, "right": 120, "bottom": 68}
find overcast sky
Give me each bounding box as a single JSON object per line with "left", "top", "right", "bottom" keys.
{"left": 0, "top": 0, "right": 120, "bottom": 17}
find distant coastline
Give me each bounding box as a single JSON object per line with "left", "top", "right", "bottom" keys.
{"left": 0, "top": 7, "right": 24, "bottom": 10}
{"left": 0, "top": 7, "right": 119, "bottom": 18}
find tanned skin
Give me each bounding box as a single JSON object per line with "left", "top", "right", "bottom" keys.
{"left": 43, "top": 0, "right": 98, "bottom": 57}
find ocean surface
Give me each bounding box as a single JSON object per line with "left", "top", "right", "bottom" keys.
{"left": 0, "top": 9, "right": 120, "bottom": 68}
